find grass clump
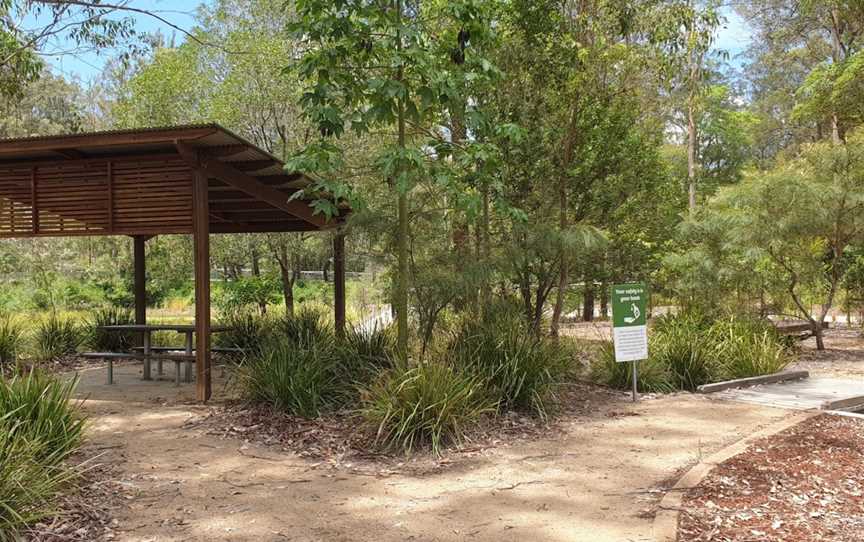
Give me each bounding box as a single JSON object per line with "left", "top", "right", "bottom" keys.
{"left": 0, "top": 371, "right": 85, "bottom": 539}
{"left": 591, "top": 310, "right": 792, "bottom": 393}
{"left": 590, "top": 341, "right": 676, "bottom": 394}
{"left": 447, "top": 317, "right": 568, "bottom": 417}
{"left": 34, "top": 315, "right": 82, "bottom": 361}
{"left": 216, "top": 309, "right": 274, "bottom": 355}
{"left": 0, "top": 315, "right": 24, "bottom": 366}
{"left": 711, "top": 316, "right": 792, "bottom": 379}
{"left": 279, "top": 307, "right": 332, "bottom": 348}
{"left": 650, "top": 311, "right": 716, "bottom": 391}
{"left": 361, "top": 363, "right": 495, "bottom": 454}
{"left": 240, "top": 340, "right": 344, "bottom": 418}
{"left": 238, "top": 308, "right": 396, "bottom": 417}
{"left": 86, "top": 306, "right": 135, "bottom": 353}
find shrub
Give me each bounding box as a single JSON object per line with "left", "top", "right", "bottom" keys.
{"left": 279, "top": 306, "right": 332, "bottom": 348}
{"left": 361, "top": 363, "right": 495, "bottom": 454}
{"left": 448, "top": 318, "right": 568, "bottom": 417}
{"left": 0, "top": 315, "right": 24, "bottom": 366}
{"left": 590, "top": 341, "right": 676, "bottom": 394}
{"left": 34, "top": 315, "right": 82, "bottom": 361}
{"left": 0, "top": 426, "right": 77, "bottom": 541}
{"left": 86, "top": 306, "right": 135, "bottom": 353}
{"left": 0, "top": 371, "right": 85, "bottom": 461}
{"left": 711, "top": 316, "right": 792, "bottom": 379}
{"left": 0, "top": 372, "right": 85, "bottom": 540}
{"left": 340, "top": 323, "right": 396, "bottom": 384}
{"left": 216, "top": 309, "right": 274, "bottom": 355}
{"left": 591, "top": 310, "right": 793, "bottom": 393}
{"left": 239, "top": 340, "right": 345, "bottom": 417}
{"left": 650, "top": 312, "right": 717, "bottom": 391}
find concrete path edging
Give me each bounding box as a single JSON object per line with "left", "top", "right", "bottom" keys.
{"left": 652, "top": 411, "right": 817, "bottom": 542}
{"left": 696, "top": 370, "right": 809, "bottom": 394}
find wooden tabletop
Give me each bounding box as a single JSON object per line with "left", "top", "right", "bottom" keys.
{"left": 98, "top": 324, "right": 229, "bottom": 333}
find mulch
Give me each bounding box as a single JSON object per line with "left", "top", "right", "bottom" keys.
{"left": 679, "top": 414, "right": 864, "bottom": 542}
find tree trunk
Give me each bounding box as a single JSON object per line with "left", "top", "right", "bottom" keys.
{"left": 582, "top": 284, "right": 595, "bottom": 322}
{"left": 600, "top": 284, "right": 609, "bottom": 319}
{"left": 394, "top": 0, "right": 410, "bottom": 362}
{"left": 687, "top": 90, "right": 698, "bottom": 213}
{"left": 323, "top": 258, "right": 331, "bottom": 282}
{"left": 251, "top": 246, "right": 260, "bottom": 277}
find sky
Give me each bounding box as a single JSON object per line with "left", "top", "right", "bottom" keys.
{"left": 28, "top": 0, "right": 205, "bottom": 83}
{"left": 33, "top": 1, "right": 753, "bottom": 84}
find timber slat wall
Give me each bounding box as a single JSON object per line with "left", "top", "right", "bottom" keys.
{"left": 0, "top": 157, "right": 194, "bottom": 237}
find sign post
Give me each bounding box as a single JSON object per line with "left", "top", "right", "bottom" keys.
{"left": 611, "top": 282, "right": 649, "bottom": 402}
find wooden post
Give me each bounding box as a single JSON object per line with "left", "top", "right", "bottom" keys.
{"left": 133, "top": 236, "right": 147, "bottom": 328}
{"left": 334, "top": 230, "right": 346, "bottom": 338}
{"left": 192, "top": 165, "right": 212, "bottom": 402}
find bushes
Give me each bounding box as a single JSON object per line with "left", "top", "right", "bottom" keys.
{"left": 0, "top": 315, "right": 24, "bottom": 366}
{"left": 711, "top": 316, "right": 792, "bottom": 379}
{"left": 0, "top": 372, "right": 85, "bottom": 539}
{"left": 447, "top": 318, "right": 567, "bottom": 417}
{"left": 238, "top": 309, "right": 397, "bottom": 417}
{"left": 216, "top": 310, "right": 274, "bottom": 355}
{"left": 650, "top": 311, "right": 716, "bottom": 391}
{"left": 86, "top": 306, "right": 135, "bottom": 353}
{"left": 363, "top": 316, "right": 570, "bottom": 453}
{"left": 592, "top": 311, "right": 792, "bottom": 392}
{"left": 34, "top": 315, "right": 82, "bottom": 361}
{"left": 590, "top": 341, "right": 676, "bottom": 394}
{"left": 240, "top": 340, "right": 345, "bottom": 417}
{"left": 361, "top": 363, "right": 495, "bottom": 454}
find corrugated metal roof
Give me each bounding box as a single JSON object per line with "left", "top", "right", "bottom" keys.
{"left": 0, "top": 123, "right": 222, "bottom": 144}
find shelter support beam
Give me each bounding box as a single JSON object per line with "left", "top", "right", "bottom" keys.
{"left": 133, "top": 236, "right": 148, "bottom": 328}
{"left": 334, "top": 230, "right": 346, "bottom": 338}
{"left": 192, "top": 165, "right": 212, "bottom": 402}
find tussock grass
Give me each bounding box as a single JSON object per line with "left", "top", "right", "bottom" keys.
{"left": 34, "top": 315, "right": 82, "bottom": 361}
{"left": 86, "top": 306, "right": 135, "bottom": 353}
{"left": 361, "top": 363, "right": 495, "bottom": 454}
{"left": 0, "top": 372, "right": 85, "bottom": 539}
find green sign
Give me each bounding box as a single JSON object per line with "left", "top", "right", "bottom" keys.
{"left": 611, "top": 282, "right": 649, "bottom": 366}
{"left": 611, "top": 283, "right": 647, "bottom": 328}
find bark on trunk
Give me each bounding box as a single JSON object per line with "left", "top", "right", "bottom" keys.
{"left": 582, "top": 285, "right": 595, "bottom": 322}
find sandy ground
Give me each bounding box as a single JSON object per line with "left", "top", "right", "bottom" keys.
{"left": 791, "top": 326, "right": 864, "bottom": 380}
{"left": 67, "top": 361, "right": 792, "bottom": 542}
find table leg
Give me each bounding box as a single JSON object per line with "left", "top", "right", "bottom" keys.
{"left": 142, "top": 331, "right": 152, "bottom": 381}
{"left": 184, "top": 331, "right": 194, "bottom": 383}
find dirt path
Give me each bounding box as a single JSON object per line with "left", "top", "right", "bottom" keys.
{"left": 71, "top": 364, "right": 791, "bottom": 542}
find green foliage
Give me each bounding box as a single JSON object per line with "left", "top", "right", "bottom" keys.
{"left": 650, "top": 311, "right": 717, "bottom": 391}
{"left": 34, "top": 316, "right": 82, "bottom": 361}
{"left": 592, "top": 310, "right": 792, "bottom": 392}
{"left": 278, "top": 306, "right": 332, "bottom": 348}
{"left": 86, "top": 306, "right": 135, "bottom": 353}
{"left": 447, "top": 317, "right": 568, "bottom": 417}
{"left": 710, "top": 316, "right": 792, "bottom": 379}
{"left": 0, "top": 315, "right": 24, "bottom": 366}
{"left": 590, "top": 342, "right": 676, "bottom": 394}
{"left": 239, "top": 340, "right": 345, "bottom": 418}
{"left": 0, "top": 372, "right": 85, "bottom": 463}
{"left": 341, "top": 324, "right": 397, "bottom": 383}
{"left": 215, "top": 310, "right": 274, "bottom": 355}
{"left": 0, "top": 372, "right": 85, "bottom": 539}
{"left": 214, "top": 275, "right": 280, "bottom": 315}
{"left": 361, "top": 363, "right": 495, "bottom": 454}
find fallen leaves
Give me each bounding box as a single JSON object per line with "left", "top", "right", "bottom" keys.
{"left": 680, "top": 415, "right": 864, "bottom": 542}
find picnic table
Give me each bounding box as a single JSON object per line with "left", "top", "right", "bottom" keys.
{"left": 97, "top": 324, "right": 229, "bottom": 383}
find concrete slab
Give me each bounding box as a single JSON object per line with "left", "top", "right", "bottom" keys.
{"left": 713, "top": 377, "right": 864, "bottom": 410}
